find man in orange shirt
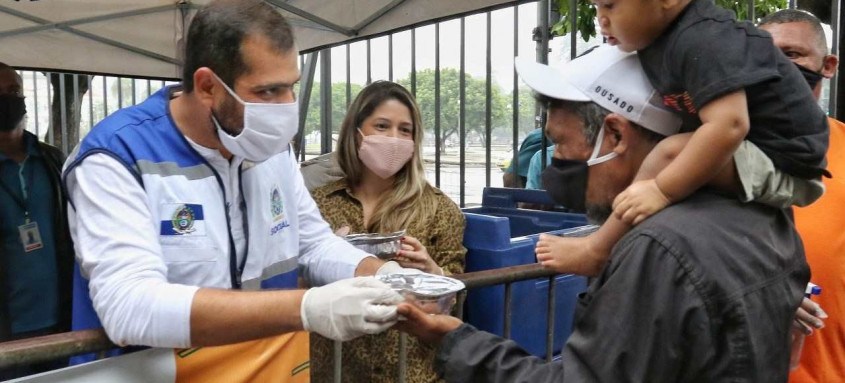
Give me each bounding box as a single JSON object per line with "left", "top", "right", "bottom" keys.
{"left": 760, "top": 10, "right": 844, "bottom": 383}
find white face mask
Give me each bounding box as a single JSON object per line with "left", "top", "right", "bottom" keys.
{"left": 586, "top": 125, "right": 618, "bottom": 166}
{"left": 211, "top": 73, "right": 299, "bottom": 162}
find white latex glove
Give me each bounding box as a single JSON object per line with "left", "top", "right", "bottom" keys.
{"left": 376, "top": 260, "right": 423, "bottom": 276}
{"left": 301, "top": 277, "right": 404, "bottom": 341}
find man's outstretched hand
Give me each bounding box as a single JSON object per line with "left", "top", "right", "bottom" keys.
{"left": 394, "top": 302, "right": 463, "bottom": 344}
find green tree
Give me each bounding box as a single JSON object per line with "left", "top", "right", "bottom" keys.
{"left": 398, "top": 68, "right": 511, "bottom": 152}
{"left": 552, "top": 0, "right": 787, "bottom": 41}
{"left": 48, "top": 73, "right": 90, "bottom": 153}
{"left": 517, "top": 86, "right": 539, "bottom": 134}
{"left": 304, "top": 82, "right": 363, "bottom": 136}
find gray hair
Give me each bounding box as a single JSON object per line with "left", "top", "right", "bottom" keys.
{"left": 759, "top": 9, "right": 828, "bottom": 54}
{"left": 536, "top": 92, "right": 664, "bottom": 145}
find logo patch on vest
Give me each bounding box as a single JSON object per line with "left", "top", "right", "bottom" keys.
{"left": 271, "top": 187, "right": 285, "bottom": 222}
{"left": 172, "top": 205, "right": 196, "bottom": 234}
{"left": 270, "top": 186, "right": 290, "bottom": 236}
{"left": 160, "top": 203, "right": 206, "bottom": 236}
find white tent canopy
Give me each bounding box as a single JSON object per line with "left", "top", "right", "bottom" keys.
{"left": 0, "top": 0, "right": 533, "bottom": 79}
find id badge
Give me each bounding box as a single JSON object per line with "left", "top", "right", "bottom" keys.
{"left": 18, "top": 221, "right": 44, "bottom": 252}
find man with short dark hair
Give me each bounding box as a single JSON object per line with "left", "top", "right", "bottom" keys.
{"left": 398, "top": 45, "right": 809, "bottom": 382}
{"left": 760, "top": 9, "right": 845, "bottom": 383}
{"left": 63, "top": 0, "right": 404, "bottom": 363}
{"left": 0, "top": 62, "right": 74, "bottom": 379}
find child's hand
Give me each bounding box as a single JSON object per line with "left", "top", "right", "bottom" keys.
{"left": 612, "top": 179, "right": 671, "bottom": 225}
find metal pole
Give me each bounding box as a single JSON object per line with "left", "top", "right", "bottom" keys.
{"left": 297, "top": 52, "right": 318, "bottom": 161}
{"left": 46, "top": 72, "right": 52, "bottom": 144}
{"left": 537, "top": 0, "right": 550, "bottom": 171}
{"left": 332, "top": 340, "right": 342, "bottom": 383}
{"left": 346, "top": 45, "right": 352, "bottom": 108}
{"left": 435, "top": 23, "right": 442, "bottom": 188}
{"left": 411, "top": 29, "right": 417, "bottom": 97}
{"left": 367, "top": 39, "right": 372, "bottom": 85}
{"left": 32, "top": 72, "right": 39, "bottom": 138}
{"left": 88, "top": 76, "right": 94, "bottom": 131}
{"left": 0, "top": 329, "right": 114, "bottom": 368}
{"left": 455, "top": 291, "right": 466, "bottom": 320}
{"left": 536, "top": 0, "right": 550, "bottom": 64}
{"left": 320, "top": 49, "right": 333, "bottom": 154}
{"left": 102, "top": 75, "right": 108, "bottom": 118}
{"left": 503, "top": 283, "right": 513, "bottom": 338}
{"left": 117, "top": 78, "right": 123, "bottom": 109}
{"left": 59, "top": 75, "right": 68, "bottom": 153}
{"left": 512, "top": 7, "right": 520, "bottom": 187}
{"left": 570, "top": 0, "right": 577, "bottom": 59}
{"left": 746, "top": 0, "right": 754, "bottom": 22}
{"left": 545, "top": 276, "right": 557, "bottom": 362}
{"left": 398, "top": 334, "right": 408, "bottom": 383}
{"left": 389, "top": 34, "right": 394, "bottom": 82}
{"left": 485, "top": 11, "right": 493, "bottom": 188}
{"left": 72, "top": 75, "right": 79, "bottom": 149}
{"left": 460, "top": 17, "right": 466, "bottom": 207}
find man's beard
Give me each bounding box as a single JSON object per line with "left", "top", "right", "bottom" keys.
{"left": 585, "top": 203, "right": 612, "bottom": 225}
{"left": 213, "top": 95, "right": 243, "bottom": 137}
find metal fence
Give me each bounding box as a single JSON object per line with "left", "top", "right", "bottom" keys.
{"left": 15, "top": 1, "right": 833, "bottom": 206}
{"left": 0, "top": 264, "right": 564, "bottom": 382}
{"left": 14, "top": 0, "right": 601, "bottom": 207}
{"left": 4, "top": 0, "right": 842, "bottom": 378}
{"left": 14, "top": 71, "right": 176, "bottom": 155}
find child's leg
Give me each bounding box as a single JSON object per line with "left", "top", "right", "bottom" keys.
{"left": 538, "top": 135, "right": 689, "bottom": 273}
{"left": 537, "top": 133, "right": 742, "bottom": 276}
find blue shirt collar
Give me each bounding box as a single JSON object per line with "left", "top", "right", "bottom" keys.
{"left": 0, "top": 130, "right": 42, "bottom": 163}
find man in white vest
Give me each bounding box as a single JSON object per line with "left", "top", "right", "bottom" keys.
{"left": 64, "top": 0, "right": 407, "bottom": 351}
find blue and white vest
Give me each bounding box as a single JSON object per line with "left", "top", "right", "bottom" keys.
{"left": 65, "top": 86, "right": 300, "bottom": 291}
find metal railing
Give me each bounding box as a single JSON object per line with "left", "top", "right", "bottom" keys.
{"left": 15, "top": 1, "right": 562, "bottom": 208}
{"left": 0, "top": 264, "right": 567, "bottom": 381}
{"left": 11, "top": 1, "right": 837, "bottom": 208}
{"left": 0, "top": 329, "right": 111, "bottom": 370}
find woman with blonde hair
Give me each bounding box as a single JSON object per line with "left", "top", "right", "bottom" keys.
{"left": 309, "top": 80, "right": 466, "bottom": 382}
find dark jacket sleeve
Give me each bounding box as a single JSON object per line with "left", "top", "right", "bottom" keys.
{"left": 39, "top": 141, "right": 75, "bottom": 333}
{"left": 435, "top": 324, "right": 564, "bottom": 383}
{"left": 436, "top": 232, "right": 713, "bottom": 383}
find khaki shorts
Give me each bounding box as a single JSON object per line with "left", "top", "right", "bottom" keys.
{"left": 734, "top": 140, "right": 825, "bottom": 208}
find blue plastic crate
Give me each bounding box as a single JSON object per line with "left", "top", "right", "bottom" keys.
{"left": 462, "top": 187, "right": 590, "bottom": 358}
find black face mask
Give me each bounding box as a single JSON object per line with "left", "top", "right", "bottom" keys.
{"left": 796, "top": 63, "right": 825, "bottom": 90}
{"left": 541, "top": 157, "right": 588, "bottom": 213}
{"left": 0, "top": 94, "right": 26, "bottom": 132}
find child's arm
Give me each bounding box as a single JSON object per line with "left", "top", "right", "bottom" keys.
{"left": 656, "top": 90, "right": 749, "bottom": 201}
{"left": 613, "top": 90, "right": 749, "bottom": 224}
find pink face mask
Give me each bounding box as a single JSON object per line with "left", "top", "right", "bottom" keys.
{"left": 357, "top": 129, "right": 415, "bottom": 179}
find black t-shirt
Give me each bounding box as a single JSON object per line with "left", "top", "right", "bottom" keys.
{"left": 638, "top": 0, "right": 830, "bottom": 179}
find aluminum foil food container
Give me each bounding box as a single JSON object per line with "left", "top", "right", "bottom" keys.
{"left": 345, "top": 230, "right": 405, "bottom": 259}
{"left": 377, "top": 273, "right": 465, "bottom": 314}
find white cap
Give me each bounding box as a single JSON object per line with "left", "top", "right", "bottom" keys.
{"left": 515, "top": 45, "right": 681, "bottom": 136}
